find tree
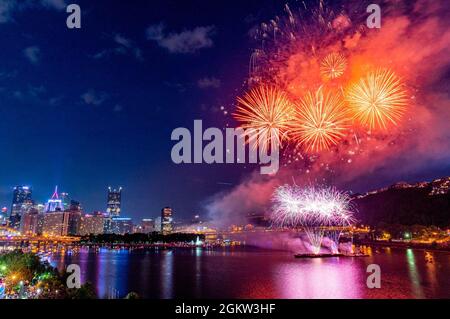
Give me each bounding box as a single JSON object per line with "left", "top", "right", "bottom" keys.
{"left": 68, "top": 282, "right": 97, "bottom": 299}
{"left": 124, "top": 291, "right": 140, "bottom": 299}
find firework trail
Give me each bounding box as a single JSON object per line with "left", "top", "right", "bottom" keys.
{"left": 290, "top": 87, "right": 350, "bottom": 153}
{"left": 271, "top": 184, "right": 354, "bottom": 254}
{"left": 234, "top": 85, "right": 295, "bottom": 150}
{"left": 231, "top": 0, "right": 415, "bottom": 180}
{"left": 346, "top": 68, "right": 408, "bottom": 130}
{"left": 320, "top": 52, "right": 347, "bottom": 80}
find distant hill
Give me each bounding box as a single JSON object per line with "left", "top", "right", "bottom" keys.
{"left": 352, "top": 177, "right": 450, "bottom": 227}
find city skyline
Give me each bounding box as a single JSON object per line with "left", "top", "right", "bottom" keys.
{"left": 1, "top": 184, "right": 182, "bottom": 223}
{"left": 1, "top": 0, "right": 449, "bottom": 222}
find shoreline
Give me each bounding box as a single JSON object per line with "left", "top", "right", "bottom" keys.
{"left": 355, "top": 240, "right": 450, "bottom": 253}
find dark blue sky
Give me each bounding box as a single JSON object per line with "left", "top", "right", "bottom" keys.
{"left": 0, "top": 0, "right": 448, "bottom": 222}
{"left": 0, "top": 0, "right": 282, "bottom": 220}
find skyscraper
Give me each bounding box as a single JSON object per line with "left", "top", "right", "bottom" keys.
{"left": 111, "top": 217, "right": 133, "bottom": 235}
{"left": 79, "top": 212, "right": 105, "bottom": 236}
{"left": 161, "top": 207, "right": 173, "bottom": 235}
{"left": 61, "top": 192, "right": 70, "bottom": 211}
{"left": 141, "top": 219, "right": 155, "bottom": 233}
{"left": 44, "top": 186, "right": 65, "bottom": 212}
{"left": 154, "top": 217, "right": 162, "bottom": 232}
{"left": 9, "top": 186, "right": 33, "bottom": 229}
{"left": 42, "top": 212, "right": 69, "bottom": 236}
{"left": 0, "top": 207, "right": 8, "bottom": 226}
{"left": 19, "top": 208, "right": 40, "bottom": 236}
{"left": 66, "top": 200, "right": 82, "bottom": 236}
{"left": 106, "top": 187, "right": 122, "bottom": 217}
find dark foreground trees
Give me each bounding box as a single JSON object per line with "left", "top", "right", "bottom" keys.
{"left": 0, "top": 250, "right": 97, "bottom": 299}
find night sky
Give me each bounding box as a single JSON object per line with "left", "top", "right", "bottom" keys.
{"left": 0, "top": 0, "right": 449, "bottom": 222}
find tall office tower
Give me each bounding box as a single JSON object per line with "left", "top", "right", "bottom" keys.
{"left": 79, "top": 212, "right": 106, "bottom": 236}
{"left": 0, "top": 207, "right": 7, "bottom": 226}
{"left": 69, "top": 200, "right": 82, "bottom": 212}
{"left": 111, "top": 217, "right": 133, "bottom": 235}
{"left": 61, "top": 192, "right": 70, "bottom": 211}
{"left": 106, "top": 187, "right": 122, "bottom": 217}
{"left": 44, "top": 186, "right": 65, "bottom": 212}
{"left": 141, "top": 219, "right": 155, "bottom": 233}
{"left": 161, "top": 207, "right": 173, "bottom": 235}
{"left": 65, "top": 200, "right": 82, "bottom": 236}
{"left": 10, "top": 186, "right": 33, "bottom": 229}
{"left": 154, "top": 217, "right": 162, "bottom": 232}
{"left": 20, "top": 208, "right": 40, "bottom": 236}
{"left": 42, "top": 212, "right": 69, "bottom": 236}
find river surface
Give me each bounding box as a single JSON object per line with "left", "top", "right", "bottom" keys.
{"left": 50, "top": 246, "right": 450, "bottom": 299}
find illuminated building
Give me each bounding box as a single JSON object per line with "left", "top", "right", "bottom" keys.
{"left": 103, "top": 216, "right": 113, "bottom": 234}
{"left": 44, "top": 186, "right": 65, "bottom": 212}
{"left": 42, "top": 212, "right": 70, "bottom": 236}
{"left": 161, "top": 207, "right": 173, "bottom": 235}
{"left": 61, "top": 192, "right": 70, "bottom": 210}
{"left": 134, "top": 218, "right": 155, "bottom": 233}
{"left": 191, "top": 214, "right": 202, "bottom": 224}
{"left": 106, "top": 187, "right": 122, "bottom": 216}
{"left": 141, "top": 219, "right": 155, "bottom": 233}
{"left": 0, "top": 207, "right": 7, "bottom": 226}
{"left": 20, "top": 208, "right": 40, "bottom": 236}
{"left": 9, "top": 186, "right": 33, "bottom": 229}
{"left": 154, "top": 217, "right": 162, "bottom": 232}
{"left": 111, "top": 217, "right": 133, "bottom": 235}
{"left": 35, "top": 204, "right": 45, "bottom": 214}
{"left": 79, "top": 212, "right": 105, "bottom": 235}
{"left": 66, "top": 200, "right": 82, "bottom": 236}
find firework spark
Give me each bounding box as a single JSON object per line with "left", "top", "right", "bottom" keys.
{"left": 270, "top": 184, "right": 354, "bottom": 254}
{"left": 320, "top": 52, "right": 347, "bottom": 80}
{"left": 234, "top": 85, "right": 295, "bottom": 150}
{"left": 346, "top": 68, "right": 408, "bottom": 130}
{"left": 290, "top": 88, "right": 350, "bottom": 153}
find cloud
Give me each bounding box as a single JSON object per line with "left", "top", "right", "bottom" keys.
{"left": 113, "top": 34, "right": 132, "bottom": 48}
{"left": 23, "top": 46, "right": 40, "bottom": 64}
{"left": 204, "top": 171, "right": 284, "bottom": 227}
{"left": 93, "top": 34, "right": 143, "bottom": 61}
{"left": 10, "top": 84, "right": 48, "bottom": 103}
{"left": 197, "top": 77, "right": 221, "bottom": 89}
{"left": 146, "top": 23, "right": 164, "bottom": 41}
{"left": 81, "top": 89, "right": 109, "bottom": 106}
{"left": 40, "top": 0, "right": 67, "bottom": 10}
{"left": 113, "top": 104, "right": 123, "bottom": 112}
{"left": 0, "top": 0, "right": 16, "bottom": 23}
{"left": 28, "top": 85, "right": 46, "bottom": 97}
{"left": 0, "top": 0, "right": 66, "bottom": 23}
{"left": 0, "top": 69, "right": 17, "bottom": 80}
{"left": 146, "top": 24, "right": 215, "bottom": 54}
{"left": 49, "top": 95, "right": 63, "bottom": 106}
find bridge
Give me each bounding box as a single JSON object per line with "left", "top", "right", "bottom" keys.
{"left": 0, "top": 226, "right": 80, "bottom": 244}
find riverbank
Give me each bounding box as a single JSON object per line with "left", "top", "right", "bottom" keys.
{"left": 355, "top": 239, "right": 450, "bottom": 252}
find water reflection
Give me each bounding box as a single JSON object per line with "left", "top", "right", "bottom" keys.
{"left": 160, "top": 250, "right": 174, "bottom": 299}
{"left": 424, "top": 251, "right": 437, "bottom": 296}
{"left": 195, "top": 247, "right": 202, "bottom": 297}
{"left": 277, "top": 258, "right": 362, "bottom": 298}
{"left": 49, "top": 247, "right": 450, "bottom": 299}
{"left": 406, "top": 249, "right": 424, "bottom": 298}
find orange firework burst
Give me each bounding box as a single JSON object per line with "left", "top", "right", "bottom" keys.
{"left": 291, "top": 87, "right": 350, "bottom": 152}
{"left": 320, "top": 53, "right": 347, "bottom": 80}
{"left": 346, "top": 69, "right": 408, "bottom": 130}
{"left": 234, "top": 85, "right": 294, "bottom": 149}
